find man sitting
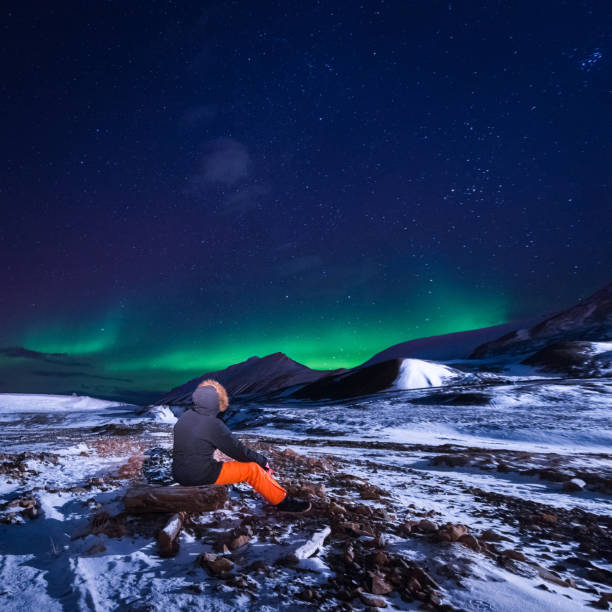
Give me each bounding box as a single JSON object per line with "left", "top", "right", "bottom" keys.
{"left": 172, "top": 378, "right": 311, "bottom": 513}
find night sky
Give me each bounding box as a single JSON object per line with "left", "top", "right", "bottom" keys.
{"left": 1, "top": 1, "right": 611, "bottom": 401}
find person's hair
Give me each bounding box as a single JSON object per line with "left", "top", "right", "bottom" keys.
{"left": 197, "top": 378, "right": 229, "bottom": 412}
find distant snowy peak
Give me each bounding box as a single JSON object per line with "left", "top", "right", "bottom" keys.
{"left": 154, "top": 352, "right": 346, "bottom": 405}
{"left": 392, "top": 358, "right": 465, "bottom": 389}
{"left": 470, "top": 281, "right": 612, "bottom": 359}
{"left": 0, "top": 393, "right": 127, "bottom": 413}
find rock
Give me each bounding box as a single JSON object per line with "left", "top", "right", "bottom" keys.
{"left": 329, "top": 502, "right": 347, "bottom": 516}
{"left": 562, "top": 478, "right": 586, "bottom": 493}
{"left": 431, "top": 454, "right": 469, "bottom": 467}
{"left": 369, "top": 572, "right": 394, "bottom": 595}
{"left": 229, "top": 534, "right": 251, "bottom": 550}
{"left": 536, "top": 566, "right": 569, "bottom": 587}
{"left": 502, "top": 549, "right": 526, "bottom": 562}
{"left": 198, "top": 552, "right": 234, "bottom": 577}
{"left": 538, "top": 513, "right": 558, "bottom": 525}
{"left": 399, "top": 520, "right": 418, "bottom": 535}
{"left": 415, "top": 519, "right": 438, "bottom": 533}
{"left": 213, "top": 541, "right": 230, "bottom": 554}
{"left": 479, "top": 529, "right": 506, "bottom": 542}
{"left": 437, "top": 523, "right": 469, "bottom": 542}
{"left": 299, "top": 482, "right": 326, "bottom": 498}
{"left": 372, "top": 550, "right": 389, "bottom": 566}
{"left": 458, "top": 534, "right": 480, "bottom": 552}
{"left": 592, "top": 593, "right": 612, "bottom": 610}
{"left": 359, "top": 590, "right": 387, "bottom": 608}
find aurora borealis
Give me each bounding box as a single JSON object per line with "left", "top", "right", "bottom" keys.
{"left": 1, "top": 2, "right": 611, "bottom": 402}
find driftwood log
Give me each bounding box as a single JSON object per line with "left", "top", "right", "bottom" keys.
{"left": 123, "top": 484, "right": 228, "bottom": 514}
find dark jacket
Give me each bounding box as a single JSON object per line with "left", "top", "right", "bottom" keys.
{"left": 172, "top": 384, "right": 267, "bottom": 486}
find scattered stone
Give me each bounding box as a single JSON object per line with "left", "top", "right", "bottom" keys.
{"left": 458, "top": 534, "right": 481, "bottom": 552}
{"left": 539, "top": 513, "right": 558, "bottom": 525}
{"left": 563, "top": 478, "right": 586, "bottom": 493}
{"left": 369, "top": 572, "right": 393, "bottom": 595}
{"left": 415, "top": 519, "right": 438, "bottom": 533}
{"left": 198, "top": 552, "right": 234, "bottom": 577}
{"left": 479, "top": 529, "right": 507, "bottom": 542}
{"left": 431, "top": 454, "right": 470, "bottom": 467}
{"left": 359, "top": 590, "right": 387, "bottom": 607}
{"left": 437, "top": 523, "right": 469, "bottom": 542}
{"left": 502, "top": 549, "right": 526, "bottom": 562}
{"left": 229, "top": 534, "right": 251, "bottom": 550}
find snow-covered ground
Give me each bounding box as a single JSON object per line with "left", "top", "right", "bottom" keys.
{"left": 0, "top": 379, "right": 610, "bottom": 611}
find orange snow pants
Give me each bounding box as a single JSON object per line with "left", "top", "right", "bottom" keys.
{"left": 214, "top": 461, "right": 287, "bottom": 505}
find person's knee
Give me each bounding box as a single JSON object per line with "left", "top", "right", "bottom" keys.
{"left": 245, "top": 462, "right": 261, "bottom": 481}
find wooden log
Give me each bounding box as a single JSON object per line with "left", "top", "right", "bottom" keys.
{"left": 123, "top": 484, "right": 228, "bottom": 514}
{"left": 157, "top": 512, "right": 185, "bottom": 557}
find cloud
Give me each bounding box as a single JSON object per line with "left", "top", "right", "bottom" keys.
{"left": 32, "top": 370, "right": 132, "bottom": 383}
{"left": 0, "top": 346, "right": 91, "bottom": 367}
{"left": 186, "top": 138, "right": 269, "bottom": 214}
{"left": 195, "top": 138, "right": 251, "bottom": 186}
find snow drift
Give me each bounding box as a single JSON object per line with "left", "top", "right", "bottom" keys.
{"left": 392, "top": 358, "right": 464, "bottom": 389}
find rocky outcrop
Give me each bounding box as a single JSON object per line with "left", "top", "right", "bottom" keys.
{"left": 359, "top": 319, "right": 539, "bottom": 366}
{"left": 521, "top": 340, "right": 612, "bottom": 376}
{"left": 289, "top": 358, "right": 403, "bottom": 400}
{"left": 470, "top": 281, "right": 612, "bottom": 359}
{"left": 154, "top": 352, "right": 346, "bottom": 405}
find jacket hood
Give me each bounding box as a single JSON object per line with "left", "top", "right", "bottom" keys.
{"left": 191, "top": 385, "right": 220, "bottom": 417}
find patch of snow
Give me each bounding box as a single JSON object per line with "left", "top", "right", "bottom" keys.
{"left": 0, "top": 393, "right": 129, "bottom": 413}
{"left": 392, "top": 358, "right": 464, "bottom": 389}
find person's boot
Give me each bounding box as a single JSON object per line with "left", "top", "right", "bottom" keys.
{"left": 274, "top": 495, "right": 311, "bottom": 513}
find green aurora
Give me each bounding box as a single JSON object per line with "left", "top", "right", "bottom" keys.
{"left": 10, "top": 281, "right": 509, "bottom": 396}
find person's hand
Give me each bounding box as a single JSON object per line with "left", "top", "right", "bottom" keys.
{"left": 264, "top": 462, "right": 274, "bottom": 476}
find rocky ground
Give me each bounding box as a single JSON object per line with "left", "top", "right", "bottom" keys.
{"left": 2, "top": 426, "right": 610, "bottom": 610}
{"left": 1, "top": 388, "right": 611, "bottom": 611}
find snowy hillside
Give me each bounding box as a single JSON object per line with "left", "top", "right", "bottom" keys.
{"left": 1, "top": 382, "right": 610, "bottom": 611}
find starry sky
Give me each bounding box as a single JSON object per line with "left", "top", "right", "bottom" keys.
{"left": 1, "top": 1, "right": 611, "bottom": 402}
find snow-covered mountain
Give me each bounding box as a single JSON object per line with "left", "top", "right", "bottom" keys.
{"left": 470, "top": 281, "right": 612, "bottom": 360}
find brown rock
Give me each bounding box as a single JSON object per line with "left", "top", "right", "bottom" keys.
{"left": 592, "top": 593, "right": 612, "bottom": 610}
{"left": 329, "top": 502, "right": 347, "bottom": 516}
{"left": 502, "top": 549, "right": 526, "bottom": 562}
{"left": 370, "top": 573, "right": 394, "bottom": 595}
{"left": 372, "top": 550, "right": 389, "bottom": 566}
{"left": 480, "top": 529, "right": 506, "bottom": 542}
{"left": 359, "top": 591, "right": 387, "bottom": 608}
{"left": 400, "top": 520, "right": 418, "bottom": 535}
{"left": 431, "top": 454, "right": 469, "bottom": 467}
{"left": 538, "top": 513, "right": 557, "bottom": 525}
{"left": 198, "top": 552, "right": 234, "bottom": 576}
{"left": 437, "top": 523, "right": 469, "bottom": 542}
{"left": 458, "top": 534, "right": 481, "bottom": 552}
{"left": 229, "top": 534, "right": 251, "bottom": 550}
{"left": 415, "top": 519, "right": 438, "bottom": 533}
